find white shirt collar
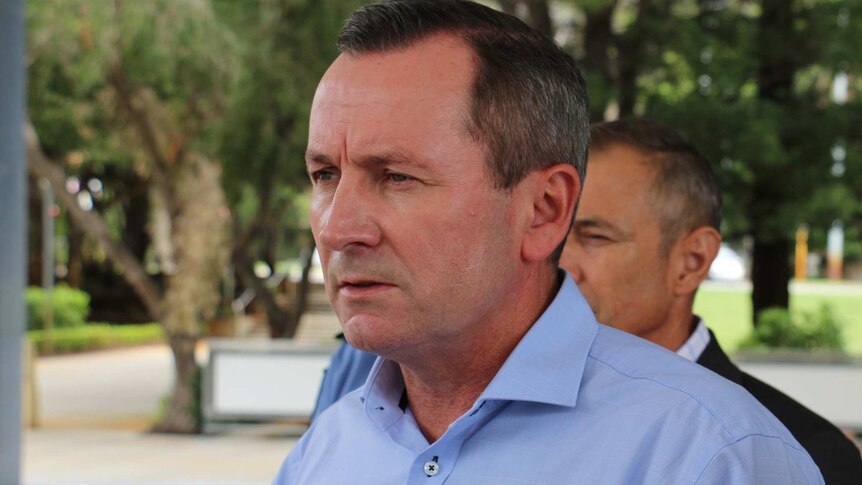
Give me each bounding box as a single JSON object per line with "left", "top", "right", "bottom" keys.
{"left": 675, "top": 317, "right": 710, "bottom": 362}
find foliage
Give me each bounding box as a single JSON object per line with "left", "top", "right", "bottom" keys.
{"left": 542, "top": 0, "right": 862, "bottom": 320}
{"left": 214, "top": 0, "right": 364, "bottom": 258}
{"left": 26, "top": 285, "right": 90, "bottom": 330}
{"left": 28, "top": 322, "right": 164, "bottom": 355}
{"left": 739, "top": 304, "right": 845, "bottom": 351}
{"left": 27, "top": 0, "right": 238, "bottom": 432}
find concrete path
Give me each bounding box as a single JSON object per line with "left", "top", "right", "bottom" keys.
{"left": 24, "top": 428, "right": 296, "bottom": 485}
{"left": 35, "top": 344, "right": 174, "bottom": 429}
{"left": 24, "top": 344, "right": 298, "bottom": 484}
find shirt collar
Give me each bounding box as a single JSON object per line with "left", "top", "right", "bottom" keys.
{"left": 359, "top": 272, "right": 598, "bottom": 421}
{"left": 675, "top": 317, "right": 710, "bottom": 362}
{"left": 480, "top": 273, "right": 597, "bottom": 407}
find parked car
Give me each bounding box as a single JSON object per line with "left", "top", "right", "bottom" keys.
{"left": 708, "top": 244, "right": 746, "bottom": 282}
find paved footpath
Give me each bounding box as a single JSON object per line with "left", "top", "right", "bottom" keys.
{"left": 24, "top": 428, "right": 296, "bottom": 485}
{"left": 34, "top": 344, "right": 174, "bottom": 429}
{"left": 23, "top": 344, "right": 298, "bottom": 485}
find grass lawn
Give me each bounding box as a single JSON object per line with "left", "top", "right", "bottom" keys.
{"left": 694, "top": 281, "right": 862, "bottom": 356}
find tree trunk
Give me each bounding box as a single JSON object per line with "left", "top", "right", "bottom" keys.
{"left": 498, "top": 0, "right": 517, "bottom": 17}
{"left": 151, "top": 333, "right": 199, "bottom": 433}
{"left": 289, "top": 240, "right": 317, "bottom": 339}
{"left": 497, "top": 0, "right": 552, "bottom": 38}
{"left": 757, "top": 0, "right": 796, "bottom": 105}
{"left": 749, "top": 0, "right": 797, "bottom": 323}
{"left": 66, "top": 217, "right": 83, "bottom": 288}
{"left": 525, "top": 0, "right": 553, "bottom": 39}
{"left": 123, "top": 176, "right": 150, "bottom": 261}
{"left": 583, "top": 1, "right": 617, "bottom": 80}
{"left": 151, "top": 155, "right": 229, "bottom": 432}
{"left": 750, "top": 238, "right": 791, "bottom": 323}
{"left": 233, "top": 246, "right": 294, "bottom": 338}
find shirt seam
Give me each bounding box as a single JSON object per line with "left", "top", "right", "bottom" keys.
{"left": 692, "top": 434, "right": 805, "bottom": 483}
{"left": 587, "top": 353, "right": 797, "bottom": 448}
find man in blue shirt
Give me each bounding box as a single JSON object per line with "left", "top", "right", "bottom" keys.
{"left": 276, "top": 1, "right": 823, "bottom": 483}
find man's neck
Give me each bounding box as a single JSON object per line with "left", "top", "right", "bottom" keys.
{"left": 399, "top": 268, "right": 562, "bottom": 442}
{"left": 644, "top": 298, "right": 697, "bottom": 352}
{"left": 400, "top": 363, "right": 496, "bottom": 442}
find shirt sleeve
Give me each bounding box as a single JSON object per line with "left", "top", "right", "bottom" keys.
{"left": 694, "top": 434, "right": 824, "bottom": 484}
{"left": 272, "top": 433, "right": 308, "bottom": 485}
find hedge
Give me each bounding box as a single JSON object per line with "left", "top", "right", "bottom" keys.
{"left": 26, "top": 285, "right": 90, "bottom": 330}
{"left": 739, "top": 304, "right": 845, "bottom": 351}
{"left": 28, "top": 323, "right": 164, "bottom": 355}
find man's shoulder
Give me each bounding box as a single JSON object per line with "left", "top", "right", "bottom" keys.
{"left": 696, "top": 326, "right": 862, "bottom": 478}
{"left": 586, "top": 324, "right": 801, "bottom": 444}
{"left": 738, "top": 370, "right": 862, "bottom": 480}
{"left": 699, "top": 330, "right": 847, "bottom": 440}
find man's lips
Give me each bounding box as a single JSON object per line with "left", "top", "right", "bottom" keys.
{"left": 338, "top": 277, "right": 389, "bottom": 288}
{"left": 336, "top": 277, "right": 396, "bottom": 297}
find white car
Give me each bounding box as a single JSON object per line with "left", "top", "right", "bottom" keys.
{"left": 708, "top": 244, "right": 746, "bottom": 282}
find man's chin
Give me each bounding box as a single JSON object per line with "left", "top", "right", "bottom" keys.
{"left": 340, "top": 314, "right": 402, "bottom": 352}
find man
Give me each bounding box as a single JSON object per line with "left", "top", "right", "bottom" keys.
{"left": 276, "top": 1, "right": 822, "bottom": 482}
{"left": 560, "top": 119, "right": 862, "bottom": 483}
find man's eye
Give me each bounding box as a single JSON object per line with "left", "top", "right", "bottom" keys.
{"left": 581, "top": 233, "right": 610, "bottom": 243}
{"left": 386, "top": 172, "right": 412, "bottom": 183}
{"left": 310, "top": 170, "right": 337, "bottom": 183}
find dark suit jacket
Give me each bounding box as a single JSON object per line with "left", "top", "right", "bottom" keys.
{"left": 698, "top": 329, "right": 862, "bottom": 484}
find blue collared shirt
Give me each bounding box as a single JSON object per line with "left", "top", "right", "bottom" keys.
{"left": 275, "top": 276, "right": 823, "bottom": 484}
{"left": 310, "top": 339, "right": 377, "bottom": 422}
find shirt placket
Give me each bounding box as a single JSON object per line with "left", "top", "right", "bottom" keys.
{"left": 405, "top": 399, "right": 504, "bottom": 484}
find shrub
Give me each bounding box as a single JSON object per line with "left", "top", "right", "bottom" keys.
{"left": 739, "top": 304, "right": 845, "bottom": 351}
{"left": 26, "top": 285, "right": 90, "bottom": 330}
{"left": 28, "top": 323, "right": 164, "bottom": 354}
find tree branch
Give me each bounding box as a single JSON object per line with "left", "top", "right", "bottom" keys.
{"left": 25, "top": 121, "right": 164, "bottom": 320}
{"left": 107, "top": 62, "right": 179, "bottom": 213}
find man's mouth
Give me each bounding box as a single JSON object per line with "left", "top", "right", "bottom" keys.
{"left": 338, "top": 278, "right": 393, "bottom": 292}
{"left": 346, "top": 281, "right": 378, "bottom": 288}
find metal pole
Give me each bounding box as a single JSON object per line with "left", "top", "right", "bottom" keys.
{"left": 40, "top": 179, "right": 55, "bottom": 352}
{"left": 0, "top": 0, "right": 27, "bottom": 481}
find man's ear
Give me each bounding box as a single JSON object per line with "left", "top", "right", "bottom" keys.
{"left": 521, "top": 164, "right": 580, "bottom": 262}
{"left": 670, "top": 226, "right": 721, "bottom": 296}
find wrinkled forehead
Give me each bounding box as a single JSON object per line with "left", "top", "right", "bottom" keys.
{"left": 309, "top": 34, "right": 479, "bottom": 154}
{"left": 315, "top": 35, "right": 475, "bottom": 110}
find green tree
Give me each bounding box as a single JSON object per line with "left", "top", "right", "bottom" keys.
{"left": 27, "top": 0, "right": 235, "bottom": 432}
{"left": 517, "top": 0, "right": 862, "bottom": 325}
{"left": 213, "top": 0, "right": 363, "bottom": 338}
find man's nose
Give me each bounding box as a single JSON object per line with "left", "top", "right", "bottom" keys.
{"left": 315, "top": 178, "right": 382, "bottom": 251}
{"left": 566, "top": 261, "right": 584, "bottom": 282}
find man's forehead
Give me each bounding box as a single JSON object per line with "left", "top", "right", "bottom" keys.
{"left": 308, "top": 35, "right": 480, "bottom": 163}
{"left": 575, "top": 144, "right": 662, "bottom": 231}
{"left": 317, "top": 34, "right": 476, "bottom": 98}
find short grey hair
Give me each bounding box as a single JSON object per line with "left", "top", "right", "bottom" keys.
{"left": 590, "top": 119, "right": 722, "bottom": 254}
{"left": 337, "top": 0, "right": 590, "bottom": 191}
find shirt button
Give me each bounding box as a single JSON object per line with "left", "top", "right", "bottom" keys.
{"left": 423, "top": 460, "right": 440, "bottom": 477}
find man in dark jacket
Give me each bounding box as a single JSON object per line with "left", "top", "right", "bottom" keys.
{"left": 559, "top": 119, "right": 862, "bottom": 483}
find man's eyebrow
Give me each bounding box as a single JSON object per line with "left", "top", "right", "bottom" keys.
{"left": 306, "top": 150, "right": 422, "bottom": 168}
{"left": 573, "top": 218, "right": 629, "bottom": 238}
{"left": 574, "top": 218, "right": 610, "bottom": 229}
{"left": 354, "top": 150, "right": 416, "bottom": 168}
{"left": 305, "top": 150, "right": 331, "bottom": 165}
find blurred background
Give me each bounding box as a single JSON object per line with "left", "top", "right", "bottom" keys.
{"left": 7, "top": 0, "right": 862, "bottom": 483}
